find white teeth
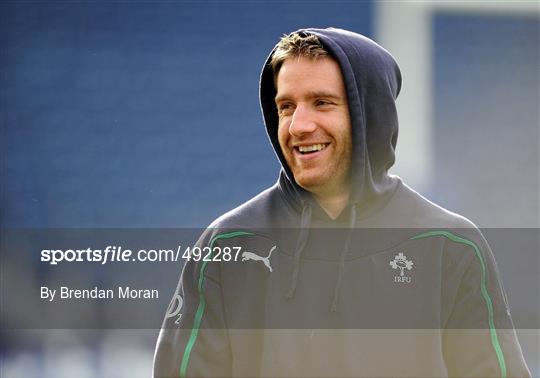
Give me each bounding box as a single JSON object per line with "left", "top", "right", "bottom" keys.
{"left": 298, "top": 144, "right": 327, "bottom": 153}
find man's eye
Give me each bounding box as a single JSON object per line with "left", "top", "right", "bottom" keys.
{"left": 316, "top": 99, "right": 332, "bottom": 106}
{"left": 278, "top": 103, "right": 294, "bottom": 115}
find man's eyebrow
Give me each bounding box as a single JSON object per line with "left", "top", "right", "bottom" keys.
{"left": 274, "top": 94, "right": 290, "bottom": 104}
{"left": 275, "top": 91, "right": 342, "bottom": 103}
{"left": 307, "top": 91, "right": 342, "bottom": 100}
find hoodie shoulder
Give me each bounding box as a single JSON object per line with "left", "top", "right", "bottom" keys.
{"left": 397, "top": 179, "right": 478, "bottom": 229}
{"left": 364, "top": 177, "right": 478, "bottom": 229}
{"left": 208, "top": 183, "right": 287, "bottom": 230}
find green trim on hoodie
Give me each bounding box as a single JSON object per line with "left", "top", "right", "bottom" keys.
{"left": 180, "top": 231, "right": 257, "bottom": 378}
{"left": 411, "top": 230, "right": 507, "bottom": 378}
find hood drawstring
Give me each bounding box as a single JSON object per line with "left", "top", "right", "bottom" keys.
{"left": 286, "top": 203, "right": 312, "bottom": 299}
{"left": 330, "top": 204, "right": 357, "bottom": 312}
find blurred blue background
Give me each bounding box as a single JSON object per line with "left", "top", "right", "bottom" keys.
{"left": 1, "top": 1, "right": 372, "bottom": 228}
{"left": 1, "top": 1, "right": 538, "bottom": 377}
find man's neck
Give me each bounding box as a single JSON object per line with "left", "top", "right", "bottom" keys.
{"left": 314, "top": 189, "right": 351, "bottom": 220}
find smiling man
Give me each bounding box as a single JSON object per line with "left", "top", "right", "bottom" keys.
{"left": 275, "top": 52, "right": 352, "bottom": 218}
{"left": 154, "top": 28, "right": 530, "bottom": 377}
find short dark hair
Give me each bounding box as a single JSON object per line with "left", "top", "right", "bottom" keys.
{"left": 270, "top": 32, "right": 329, "bottom": 77}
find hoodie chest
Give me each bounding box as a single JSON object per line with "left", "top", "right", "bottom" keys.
{"left": 219, "top": 235, "right": 449, "bottom": 330}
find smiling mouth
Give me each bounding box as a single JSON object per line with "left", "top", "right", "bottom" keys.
{"left": 296, "top": 143, "right": 329, "bottom": 154}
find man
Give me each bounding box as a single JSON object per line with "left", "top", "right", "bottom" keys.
{"left": 154, "top": 28, "right": 530, "bottom": 377}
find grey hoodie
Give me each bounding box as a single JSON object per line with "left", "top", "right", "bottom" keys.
{"left": 153, "top": 28, "right": 530, "bottom": 378}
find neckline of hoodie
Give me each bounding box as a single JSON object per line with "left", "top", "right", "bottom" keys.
{"left": 277, "top": 175, "right": 403, "bottom": 225}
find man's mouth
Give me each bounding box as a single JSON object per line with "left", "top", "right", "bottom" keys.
{"left": 296, "top": 143, "right": 329, "bottom": 154}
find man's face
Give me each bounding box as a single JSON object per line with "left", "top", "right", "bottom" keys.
{"left": 275, "top": 56, "right": 352, "bottom": 198}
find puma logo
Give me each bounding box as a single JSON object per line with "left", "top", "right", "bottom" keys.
{"left": 241, "top": 246, "right": 277, "bottom": 272}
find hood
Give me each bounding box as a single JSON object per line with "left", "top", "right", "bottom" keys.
{"left": 260, "top": 27, "right": 402, "bottom": 216}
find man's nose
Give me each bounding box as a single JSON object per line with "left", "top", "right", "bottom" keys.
{"left": 289, "top": 105, "right": 317, "bottom": 137}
